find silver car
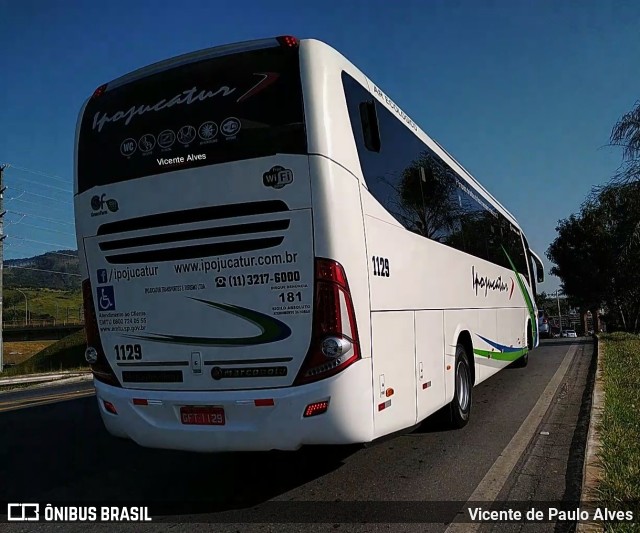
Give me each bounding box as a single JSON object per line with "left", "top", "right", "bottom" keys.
{"left": 538, "top": 310, "right": 551, "bottom": 338}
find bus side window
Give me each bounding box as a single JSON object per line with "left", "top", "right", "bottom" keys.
{"left": 359, "top": 100, "right": 381, "bottom": 152}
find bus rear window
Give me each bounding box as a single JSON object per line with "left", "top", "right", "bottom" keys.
{"left": 77, "top": 46, "right": 306, "bottom": 194}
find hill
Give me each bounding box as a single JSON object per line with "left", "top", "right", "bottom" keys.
{"left": 3, "top": 250, "right": 82, "bottom": 324}
{"left": 4, "top": 287, "right": 83, "bottom": 325}
{"left": 2, "top": 329, "right": 88, "bottom": 376}
{"left": 4, "top": 250, "right": 80, "bottom": 291}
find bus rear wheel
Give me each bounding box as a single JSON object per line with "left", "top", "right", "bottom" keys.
{"left": 448, "top": 343, "right": 472, "bottom": 429}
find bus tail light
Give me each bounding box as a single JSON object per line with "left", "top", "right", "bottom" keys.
{"left": 294, "top": 259, "right": 361, "bottom": 385}
{"left": 303, "top": 401, "right": 329, "bottom": 418}
{"left": 103, "top": 400, "right": 118, "bottom": 415}
{"left": 91, "top": 83, "right": 107, "bottom": 99}
{"left": 276, "top": 35, "right": 299, "bottom": 48}
{"left": 82, "top": 279, "right": 122, "bottom": 388}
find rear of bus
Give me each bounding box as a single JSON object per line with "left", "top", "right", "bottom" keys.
{"left": 74, "top": 37, "right": 373, "bottom": 452}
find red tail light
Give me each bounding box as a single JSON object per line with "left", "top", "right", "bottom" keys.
{"left": 82, "top": 279, "right": 121, "bottom": 388}
{"left": 304, "top": 401, "right": 329, "bottom": 417}
{"left": 276, "top": 35, "right": 299, "bottom": 48}
{"left": 91, "top": 83, "right": 107, "bottom": 99}
{"left": 103, "top": 400, "right": 118, "bottom": 414}
{"left": 254, "top": 399, "right": 275, "bottom": 407}
{"left": 294, "top": 259, "right": 361, "bottom": 385}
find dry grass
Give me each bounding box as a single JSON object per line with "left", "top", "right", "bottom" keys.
{"left": 3, "top": 330, "right": 88, "bottom": 376}
{"left": 3, "top": 341, "right": 56, "bottom": 365}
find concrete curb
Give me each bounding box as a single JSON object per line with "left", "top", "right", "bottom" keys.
{"left": 576, "top": 337, "right": 605, "bottom": 533}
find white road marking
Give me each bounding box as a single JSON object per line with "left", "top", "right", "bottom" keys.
{"left": 444, "top": 343, "right": 578, "bottom": 532}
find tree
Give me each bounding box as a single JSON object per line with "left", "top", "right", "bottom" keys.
{"left": 595, "top": 183, "right": 640, "bottom": 331}
{"left": 547, "top": 212, "right": 608, "bottom": 310}
{"left": 375, "top": 151, "right": 462, "bottom": 241}
{"left": 547, "top": 182, "right": 640, "bottom": 332}
{"left": 610, "top": 100, "right": 640, "bottom": 185}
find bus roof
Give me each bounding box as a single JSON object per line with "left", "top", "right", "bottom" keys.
{"left": 83, "top": 35, "right": 523, "bottom": 231}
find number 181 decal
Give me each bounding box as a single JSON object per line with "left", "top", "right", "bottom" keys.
{"left": 372, "top": 256, "right": 390, "bottom": 277}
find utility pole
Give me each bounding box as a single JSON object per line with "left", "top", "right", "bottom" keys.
{"left": 0, "top": 165, "right": 6, "bottom": 372}
{"left": 16, "top": 289, "right": 28, "bottom": 326}
{"left": 556, "top": 289, "right": 563, "bottom": 336}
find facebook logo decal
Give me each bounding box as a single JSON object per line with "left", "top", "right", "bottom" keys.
{"left": 96, "top": 286, "right": 116, "bottom": 311}
{"left": 8, "top": 503, "right": 40, "bottom": 521}
{"left": 97, "top": 269, "right": 108, "bottom": 284}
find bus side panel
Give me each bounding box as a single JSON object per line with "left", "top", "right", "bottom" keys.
{"left": 496, "top": 306, "right": 528, "bottom": 370}
{"left": 415, "top": 310, "right": 447, "bottom": 422}
{"left": 308, "top": 155, "right": 372, "bottom": 363}
{"left": 301, "top": 43, "right": 373, "bottom": 362}
{"left": 444, "top": 311, "right": 478, "bottom": 400}
{"left": 477, "top": 307, "right": 526, "bottom": 383}
{"left": 371, "top": 311, "right": 417, "bottom": 437}
{"left": 475, "top": 309, "right": 498, "bottom": 384}
{"left": 299, "top": 40, "right": 367, "bottom": 182}
{"left": 308, "top": 155, "right": 375, "bottom": 442}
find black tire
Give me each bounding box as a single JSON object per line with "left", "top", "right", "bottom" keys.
{"left": 448, "top": 343, "right": 472, "bottom": 429}
{"left": 513, "top": 350, "right": 529, "bottom": 367}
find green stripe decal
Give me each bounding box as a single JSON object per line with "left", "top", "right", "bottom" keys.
{"left": 474, "top": 347, "right": 528, "bottom": 362}
{"left": 125, "top": 298, "right": 291, "bottom": 347}
{"left": 473, "top": 334, "right": 528, "bottom": 362}
{"left": 502, "top": 245, "right": 537, "bottom": 345}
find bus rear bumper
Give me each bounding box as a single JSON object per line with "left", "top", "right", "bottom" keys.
{"left": 93, "top": 363, "right": 373, "bottom": 452}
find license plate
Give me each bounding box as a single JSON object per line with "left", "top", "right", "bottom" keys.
{"left": 180, "top": 406, "right": 225, "bottom": 425}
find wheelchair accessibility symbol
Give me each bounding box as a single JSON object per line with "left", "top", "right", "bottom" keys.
{"left": 97, "top": 286, "right": 116, "bottom": 311}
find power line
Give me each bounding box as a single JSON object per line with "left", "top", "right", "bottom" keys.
{"left": 7, "top": 195, "right": 73, "bottom": 212}
{"left": 7, "top": 221, "right": 75, "bottom": 237}
{"left": 6, "top": 187, "right": 73, "bottom": 205}
{"left": 6, "top": 242, "right": 78, "bottom": 261}
{"left": 7, "top": 209, "right": 74, "bottom": 226}
{"left": 6, "top": 189, "right": 25, "bottom": 201}
{"left": 6, "top": 175, "right": 72, "bottom": 194}
{"left": 3, "top": 163, "right": 71, "bottom": 187}
{"left": 4, "top": 265, "right": 81, "bottom": 277}
{"left": 7, "top": 235, "right": 75, "bottom": 250}
{"left": 46, "top": 251, "right": 77, "bottom": 258}
{"left": 5, "top": 243, "right": 77, "bottom": 258}
{"left": 5, "top": 214, "right": 26, "bottom": 226}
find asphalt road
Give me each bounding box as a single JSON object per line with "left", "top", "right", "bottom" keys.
{"left": 0, "top": 380, "right": 95, "bottom": 412}
{"left": 0, "top": 338, "right": 594, "bottom": 532}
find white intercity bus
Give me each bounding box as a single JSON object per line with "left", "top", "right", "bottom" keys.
{"left": 74, "top": 36, "right": 545, "bottom": 452}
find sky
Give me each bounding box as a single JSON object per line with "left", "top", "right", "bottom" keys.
{"left": 1, "top": 0, "right": 639, "bottom": 294}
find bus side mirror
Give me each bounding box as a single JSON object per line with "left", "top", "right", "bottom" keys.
{"left": 359, "top": 100, "right": 380, "bottom": 152}
{"left": 530, "top": 250, "right": 545, "bottom": 284}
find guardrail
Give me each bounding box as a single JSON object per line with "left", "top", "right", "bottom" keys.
{"left": 2, "top": 325, "right": 85, "bottom": 341}
{"left": 3, "top": 320, "right": 84, "bottom": 329}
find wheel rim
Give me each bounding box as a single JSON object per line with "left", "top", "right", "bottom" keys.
{"left": 456, "top": 360, "right": 470, "bottom": 411}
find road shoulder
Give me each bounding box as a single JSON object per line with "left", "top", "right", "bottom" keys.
{"left": 487, "top": 340, "right": 596, "bottom": 532}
